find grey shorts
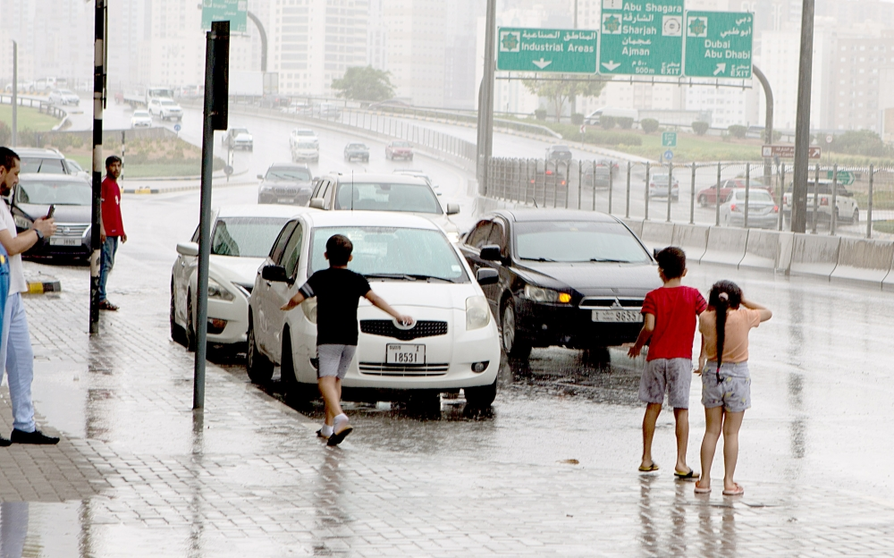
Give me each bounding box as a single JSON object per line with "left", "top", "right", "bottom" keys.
{"left": 638, "top": 358, "right": 693, "bottom": 409}
{"left": 317, "top": 344, "right": 357, "bottom": 380}
{"left": 701, "top": 361, "right": 751, "bottom": 413}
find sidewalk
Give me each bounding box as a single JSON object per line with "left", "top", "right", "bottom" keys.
{"left": 2, "top": 263, "right": 894, "bottom": 556}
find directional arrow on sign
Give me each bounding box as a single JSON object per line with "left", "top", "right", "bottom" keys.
{"left": 532, "top": 58, "right": 552, "bottom": 69}
{"left": 601, "top": 60, "right": 620, "bottom": 71}
{"left": 713, "top": 63, "right": 726, "bottom": 76}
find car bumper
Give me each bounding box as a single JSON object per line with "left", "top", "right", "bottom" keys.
{"left": 205, "top": 292, "right": 250, "bottom": 345}
{"left": 259, "top": 190, "right": 311, "bottom": 205}
{"left": 234, "top": 142, "right": 252, "bottom": 150}
{"left": 729, "top": 212, "right": 779, "bottom": 228}
{"left": 132, "top": 121, "right": 151, "bottom": 127}
{"left": 389, "top": 152, "right": 413, "bottom": 159}
{"left": 345, "top": 153, "right": 369, "bottom": 160}
{"left": 515, "top": 298, "right": 643, "bottom": 348}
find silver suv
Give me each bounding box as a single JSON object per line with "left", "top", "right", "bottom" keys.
{"left": 14, "top": 148, "right": 77, "bottom": 175}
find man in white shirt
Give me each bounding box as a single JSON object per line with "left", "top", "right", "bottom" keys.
{"left": 0, "top": 147, "right": 60, "bottom": 445}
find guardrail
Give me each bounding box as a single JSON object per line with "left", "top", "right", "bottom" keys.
{"left": 0, "top": 94, "right": 67, "bottom": 119}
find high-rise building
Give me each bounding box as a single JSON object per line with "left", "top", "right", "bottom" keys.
{"left": 381, "top": 0, "right": 449, "bottom": 106}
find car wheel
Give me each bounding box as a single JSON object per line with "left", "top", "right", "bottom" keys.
{"left": 582, "top": 346, "right": 610, "bottom": 366}
{"left": 170, "top": 281, "right": 186, "bottom": 346}
{"left": 246, "top": 315, "right": 274, "bottom": 384}
{"left": 280, "top": 331, "right": 316, "bottom": 406}
{"left": 464, "top": 378, "right": 497, "bottom": 408}
{"left": 852, "top": 208, "right": 860, "bottom": 223}
{"left": 185, "top": 292, "right": 197, "bottom": 352}
{"left": 501, "top": 298, "right": 531, "bottom": 360}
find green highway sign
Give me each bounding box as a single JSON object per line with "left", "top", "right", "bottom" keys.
{"left": 497, "top": 28, "right": 597, "bottom": 73}
{"left": 684, "top": 12, "right": 753, "bottom": 78}
{"left": 201, "top": 0, "right": 247, "bottom": 34}
{"left": 662, "top": 132, "right": 677, "bottom": 147}
{"left": 599, "top": 0, "right": 684, "bottom": 76}
{"left": 826, "top": 170, "right": 855, "bottom": 186}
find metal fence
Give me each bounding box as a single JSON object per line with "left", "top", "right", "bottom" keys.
{"left": 0, "top": 94, "right": 67, "bottom": 119}
{"left": 486, "top": 157, "right": 894, "bottom": 239}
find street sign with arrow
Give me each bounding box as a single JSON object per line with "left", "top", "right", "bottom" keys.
{"left": 497, "top": 27, "right": 598, "bottom": 73}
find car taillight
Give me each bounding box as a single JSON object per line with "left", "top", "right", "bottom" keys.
{"left": 773, "top": 205, "right": 779, "bottom": 213}
{"left": 820, "top": 198, "right": 829, "bottom": 206}
{"left": 545, "top": 170, "right": 553, "bottom": 175}
{"left": 730, "top": 203, "right": 738, "bottom": 212}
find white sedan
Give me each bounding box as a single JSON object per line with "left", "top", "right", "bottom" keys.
{"left": 131, "top": 110, "right": 152, "bottom": 128}
{"left": 247, "top": 211, "right": 501, "bottom": 406}
{"left": 170, "top": 205, "right": 309, "bottom": 349}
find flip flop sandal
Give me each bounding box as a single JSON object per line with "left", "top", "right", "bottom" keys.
{"left": 674, "top": 469, "right": 697, "bottom": 479}
{"left": 638, "top": 463, "right": 659, "bottom": 472}
{"left": 722, "top": 484, "right": 745, "bottom": 496}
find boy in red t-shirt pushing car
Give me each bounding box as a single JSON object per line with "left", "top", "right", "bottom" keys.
{"left": 627, "top": 247, "right": 706, "bottom": 479}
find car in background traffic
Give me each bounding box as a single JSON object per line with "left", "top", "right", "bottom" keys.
{"left": 48, "top": 89, "right": 79, "bottom": 106}
{"left": 65, "top": 159, "right": 90, "bottom": 182}
{"left": 246, "top": 211, "right": 501, "bottom": 407}
{"left": 720, "top": 189, "right": 779, "bottom": 229}
{"left": 222, "top": 127, "right": 253, "bottom": 151}
{"left": 257, "top": 163, "right": 314, "bottom": 205}
{"left": 148, "top": 97, "right": 183, "bottom": 121}
{"left": 546, "top": 145, "right": 573, "bottom": 161}
{"left": 307, "top": 173, "right": 461, "bottom": 241}
{"left": 170, "top": 205, "right": 307, "bottom": 350}
{"left": 459, "top": 209, "right": 660, "bottom": 360}
{"left": 15, "top": 147, "right": 75, "bottom": 175}
{"left": 781, "top": 180, "right": 859, "bottom": 226}
{"left": 393, "top": 169, "right": 435, "bottom": 189}
{"left": 289, "top": 128, "right": 318, "bottom": 148}
{"left": 131, "top": 109, "right": 152, "bottom": 128}
{"left": 581, "top": 159, "right": 618, "bottom": 188}
{"left": 697, "top": 178, "right": 771, "bottom": 207}
{"left": 648, "top": 173, "right": 679, "bottom": 201}
{"left": 344, "top": 142, "right": 370, "bottom": 162}
{"left": 385, "top": 141, "right": 413, "bottom": 161}
{"left": 12, "top": 173, "right": 92, "bottom": 259}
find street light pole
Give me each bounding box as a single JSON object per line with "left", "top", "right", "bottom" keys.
{"left": 11, "top": 41, "right": 17, "bottom": 147}
{"left": 791, "top": 0, "right": 815, "bottom": 233}
{"left": 476, "top": 0, "right": 496, "bottom": 194}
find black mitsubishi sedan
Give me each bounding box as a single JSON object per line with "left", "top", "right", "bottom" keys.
{"left": 459, "top": 209, "right": 660, "bottom": 360}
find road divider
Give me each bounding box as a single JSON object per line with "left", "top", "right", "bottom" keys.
{"left": 831, "top": 238, "right": 894, "bottom": 286}
{"left": 701, "top": 227, "right": 748, "bottom": 267}
{"left": 671, "top": 224, "right": 708, "bottom": 263}
{"left": 790, "top": 234, "right": 841, "bottom": 279}
{"left": 640, "top": 222, "right": 675, "bottom": 252}
{"left": 739, "top": 229, "right": 786, "bottom": 271}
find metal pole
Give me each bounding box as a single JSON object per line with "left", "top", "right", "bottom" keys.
{"left": 744, "top": 163, "right": 751, "bottom": 228}
{"left": 666, "top": 161, "right": 673, "bottom": 223}
{"left": 715, "top": 162, "right": 722, "bottom": 226}
{"left": 89, "top": 0, "right": 107, "bottom": 334}
{"left": 778, "top": 162, "right": 786, "bottom": 231}
{"left": 608, "top": 163, "right": 614, "bottom": 214}
{"left": 753, "top": 64, "right": 774, "bottom": 189}
{"left": 625, "top": 162, "right": 631, "bottom": 218}
{"left": 811, "top": 164, "right": 819, "bottom": 234}
{"left": 791, "top": 0, "right": 815, "bottom": 233}
{"left": 644, "top": 162, "right": 650, "bottom": 220}
{"left": 476, "top": 0, "right": 497, "bottom": 194}
{"left": 830, "top": 163, "right": 838, "bottom": 236}
{"left": 11, "top": 41, "right": 17, "bottom": 146}
{"left": 867, "top": 165, "right": 874, "bottom": 239}
{"left": 689, "top": 164, "right": 696, "bottom": 224}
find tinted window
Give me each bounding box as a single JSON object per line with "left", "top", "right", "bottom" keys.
{"left": 515, "top": 221, "right": 650, "bottom": 263}
{"left": 466, "top": 222, "right": 493, "bottom": 249}
{"left": 16, "top": 178, "right": 90, "bottom": 205}
{"left": 265, "top": 167, "right": 311, "bottom": 181}
{"left": 270, "top": 221, "right": 299, "bottom": 263}
{"left": 281, "top": 224, "right": 304, "bottom": 277}
{"left": 19, "top": 157, "right": 66, "bottom": 174}
{"left": 211, "top": 216, "right": 291, "bottom": 258}
{"left": 333, "top": 182, "right": 441, "bottom": 214}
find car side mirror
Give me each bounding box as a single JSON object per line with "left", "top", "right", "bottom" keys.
{"left": 446, "top": 204, "right": 460, "bottom": 215}
{"left": 309, "top": 198, "right": 325, "bottom": 209}
{"left": 261, "top": 265, "right": 289, "bottom": 283}
{"left": 257, "top": 174, "right": 263, "bottom": 180}
{"left": 476, "top": 268, "right": 499, "bottom": 286}
{"left": 176, "top": 242, "right": 199, "bottom": 257}
{"left": 479, "top": 245, "right": 502, "bottom": 262}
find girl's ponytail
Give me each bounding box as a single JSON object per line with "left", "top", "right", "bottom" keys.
{"left": 708, "top": 280, "right": 743, "bottom": 373}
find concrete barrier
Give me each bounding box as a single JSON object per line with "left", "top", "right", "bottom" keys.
{"left": 789, "top": 234, "right": 840, "bottom": 279}
{"left": 671, "top": 224, "right": 709, "bottom": 263}
{"left": 621, "top": 218, "right": 643, "bottom": 238}
{"left": 739, "top": 229, "right": 787, "bottom": 271}
{"left": 831, "top": 238, "right": 894, "bottom": 286}
{"left": 701, "top": 227, "right": 748, "bottom": 266}
{"left": 639, "top": 221, "right": 676, "bottom": 252}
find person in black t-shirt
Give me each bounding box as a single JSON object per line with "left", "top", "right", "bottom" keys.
{"left": 282, "top": 234, "right": 413, "bottom": 446}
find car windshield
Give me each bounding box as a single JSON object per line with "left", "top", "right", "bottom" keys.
{"left": 347, "top": 144, "right": 367, "bottom": 149}
{"left": 233, "top": 128, "right": 249, "bottom": 135}
{"left": 19, "top": 157, "right": 66, "bottom": 174}
{"left": 66, "top": 160, "right": 84, "bottom": 172}
{"left": 133, "top": 110, "right": 150, "bottom": 117}
{"left": 515, "top": 220, "right": 651, "bottom": 263}
{"left": 211, "top": 217, "right": 290, "bottom": 258}
{"left": 732, "top": 190, "right": 773, "bottom": 202}
{"left": 391, "top": 141, "right": 410, "bottom": 147}
{"left": 310, "top": 226, "right": 468, "bottom": 282}
{"left": 294, "top": 130, "right": 315, "bottom": 136}
{"left": 265, "top": 168, "right": 311, "bottom": 181}
{"left": 161, "top": 100, "right": 177, "bottom": 106}
{"left": 651, "top": 174, "right": 674, "bottom": 183}
{"left": 16, "top": 178, "right": 91, "bottom": 205}
{"left": 333, "top": 182, "right": 441, "bottom": 214}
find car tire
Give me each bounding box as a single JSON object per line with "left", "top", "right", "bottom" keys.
{"left": 582, "top": 346, "right": 610, "bottom": 366}
{"left": 464, "top": 378, "right": 497, "bottom": 408}
{"left": 852, "top": 208, "right": 860, "bottom": 223}
{"left": 501, "top": 298, "right": 532, "bottom": 360}
{"left": 246, "top": 315, "right": 274, "bottom": 384}
{"left": 170, "top": 281, "right": 187, "bottom": 346}
{"left": 280, "top": 331, "right": 316, "bottom": 406}
{"left": 185, "top": 292, "right": 197, "bottom": 352}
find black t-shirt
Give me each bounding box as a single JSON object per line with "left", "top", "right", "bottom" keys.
{"left": 299, "top": 267, "right": 371, "bottom": 346}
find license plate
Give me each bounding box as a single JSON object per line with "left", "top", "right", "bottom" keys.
{"left": 386, "top": 344, "right": 425, "bottom": 364}
{"left": 278, "top": 198, "right": 293, "bottom": 203}
{"left": 49, "top": 237, "right": 80, "bottom": 246}
{"left": 592, "top": 310, "right": 643, "bottom": 323}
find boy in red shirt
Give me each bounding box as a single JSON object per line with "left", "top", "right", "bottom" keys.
{"left": 628, "top": 247, "right": 706, "bottom": 478}
{"left": 99, "top": 155, "right": 126, "bottom": 311}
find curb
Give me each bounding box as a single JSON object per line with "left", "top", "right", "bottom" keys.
{"left": 25, "top": 277, "right": 61, "bottom": 294}
{"left": 123, "top": 180, "right": 256, "bottom": 195}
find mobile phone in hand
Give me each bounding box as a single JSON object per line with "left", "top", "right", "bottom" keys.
{"left": 46, "top": 204, "right": 55, "bottom": 219}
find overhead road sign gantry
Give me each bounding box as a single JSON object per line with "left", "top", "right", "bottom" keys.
{"left": 599, "top": 0, "right": 684, "bottom": 76}
{"left": 201, "top": 0, "right": 247, "bottom": 34}
{"left": 497, "top": 28, "right": 598, "bottom": 73}
{"left": 684, "top": 12, "right": 753, "bottom": 78}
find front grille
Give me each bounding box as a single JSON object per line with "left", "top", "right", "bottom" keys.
{"left": 579, "top": 297, "right": 643, "bottom": 309}
{"left": 274, "top": 186, "right": 297, "bottom": 195}
{"left": 358, "top": 362, "right": 449, "bottom": 377}
{"left": 56, "top": 224, "right": 89, "bottom": 238}
{"left": 360, "top": 320, "right": 447, "bottom": 341}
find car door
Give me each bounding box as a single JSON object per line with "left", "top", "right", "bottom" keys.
{"left": 260, "top": 221, "right": 304, "bottom": 364}
{"left": 172, "top": 224, "right": 201, "bottom": 327}
{"left": 461, "top": 220, "right": 502, "bottom": 313}
{"left": 254, "top": 220, "right": 298, "bottom": 355}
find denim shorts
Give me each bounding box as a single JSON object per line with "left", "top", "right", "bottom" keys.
{"left": 317, "top": 344, "right": 357, "bottom": 380}
{"left": 638, "top": 358, "right": 693, "bottom": 409}
{"left": 701, "top": 361, "right": 751, "bottom": 413}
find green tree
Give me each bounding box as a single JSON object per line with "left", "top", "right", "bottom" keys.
{"left": 831, "top": 130, "right": 893, "bottom": 157}
{"left": 331, "top": 66, "right": 395, "bottom": 102}
{"left": 522, "top": 76, "right": 608, "bottom": 122}
{"left": 600, "top": 115, "right": 616, "bottom": 129}
{"left": 692, "top": 121, "right": 709, "bottom": 136}
{"left": 640, "top": 118, "right": 659, "bottom": 134}
{"left": 727, "top": 124, "right": 747, "bottom": 139}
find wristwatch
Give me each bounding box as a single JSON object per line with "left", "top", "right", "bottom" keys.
{"left": 35, "top": 229, "right": 44, "bottom": 241}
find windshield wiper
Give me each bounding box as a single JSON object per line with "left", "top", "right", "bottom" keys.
{"left": 365, "top": 273, "right": 457, "bottom": 283}
{"left": 403, "top": 274, "right": 458, "bottom": 283}
{"left": 588, "top": 258, "right": 630, "bottom": 263}
{"left": 520, "top": 257, "right": 558, "bottom": 262}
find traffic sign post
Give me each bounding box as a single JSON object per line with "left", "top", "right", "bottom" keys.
{"left": 664, "top": 150, "right": 674, "bottom": 161}
{"left": 599, "top": 0, "right": 684, "bottom": 76}
{"left": 497, "top": 28, "right": 597, "bottom": 73}
{"left": 201, "top": 0, "right": 247, "bottom": 34}
{"left": 827, "top": 170, "right": 854, "bottom": 186}
{"left": 684, "top": 12, "right": 753, "bottom": 78}
{"left": 662, "top": 132, "right": 677, "bottom": 147}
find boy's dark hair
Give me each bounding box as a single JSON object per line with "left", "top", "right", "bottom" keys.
{"left": 105, "top": 155, "right": 122, "bottom": 167}
{"left": 655, "top": 246, "right": 686, "bottom": 279}
{"left": 708, "top": 280, "right": 743, "bottom": 372}
{"left": 0, "top": 147, "right": 20, "bottom": 172}
{"left": 326, "top": 234, "right": 353, "bottom": 266}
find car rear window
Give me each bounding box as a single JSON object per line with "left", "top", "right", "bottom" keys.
{"left": 333, "top": 182, "right": 441, "bottom": 214}
{"left": 515, "top": 220, "right": 651, "bottom": 264}
{"left": 19, "top": 157, "right": 66, "bottom": 174}
{"left": 16, "top": 178, "right": 90, "bottom": 205}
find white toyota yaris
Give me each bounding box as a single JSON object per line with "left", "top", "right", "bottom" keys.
{"left": 247, "top": 211, "right": 501, "bottom": 406}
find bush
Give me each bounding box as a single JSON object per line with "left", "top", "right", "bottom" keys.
{"left": 617, "top": 117, "right": 634, "bottom": 130}
{"left": 640, "top": 118, "right": 659, "bottom": 133}
{"left": 570, "top": 113, "right": 584, "bottom": 125}
{"left": 600, "top": 115, "right": 616, "bottom": 129}
{"left": 772, "top": 130, "right": 782, "bottom": 142}
{"left": 692, "top": 121, "right": 709, "bottom": 136}
{"left": 534, "top": 108, "right": 547, "bottom": 121}
{"left": 583, "top": 129, "right": 642, "bottom": 147}
{"left": 727, "top": 125, "right": 747, "bottom": 139}
{"left": 0, "top": 122, "right": 9, "bottom": 145}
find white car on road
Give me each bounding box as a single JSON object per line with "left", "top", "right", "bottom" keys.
{"left": 130, "top": 109, "right": 152, "bottom": 128}
{"left": 148, "top": 97, "right": 183, "bottom": 121}
{"left": 170, "top": 205, "right": 309, "bottom": 350}
{"left": 246, "top": 211, "right": 501, "bottom": 406}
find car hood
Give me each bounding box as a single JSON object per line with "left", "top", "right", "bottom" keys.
{"left": 16, "top": 203, "right": 91, "bottom": 224}
{"left": 512, "top": 260, "right": 660, "bottom": 295}
{"left": 358, "top": 281, "right": 478, "bottom": 311}
{"left": 235, "top": 133, "right": 252, "bottom": 140}
{"left": 390, "top": 146, "right": 412, "bottom": 152}
{"left": 209, "top": 255, "right": 265, "bottom": 287}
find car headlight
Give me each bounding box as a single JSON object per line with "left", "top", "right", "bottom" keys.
{"left": 466, "top": 296, "right": 490, "bottom": 330}
{"left": 207, "top": 279, "right": 235, "bottom": 301}
{"left": 301, "top": 297, "right": 318, "bottom": 324}
{"left": 523, "top": 285, "right": 572, "bottom": 304}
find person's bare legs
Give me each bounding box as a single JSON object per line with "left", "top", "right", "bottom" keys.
{"left": 318, "top": 376, "right": 344, "bottom": 426}
{"left": 673, "top": 408, "right": 690, "bottom": 473}
{"left": 641, "top": 403, "right": 662, "bottom": 469}
{"left": 722, "top": 410, "right": 745, "bottom": 491}
{"left": 697, "top": 406, "right": 724, "bottom": 490}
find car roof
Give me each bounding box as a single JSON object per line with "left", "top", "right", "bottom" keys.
{"left": 327, "top": 173, "right": 427, "bottom": 186}
{"left": 215, "top": 204, "right": 315, "bottom": 219}
{"left": 302, "top": 210, "right": 440, "bottom": 231}
{"left": 292, "top": 128, "right": 316, "bottom": 133}
{"left": 266, "top": 162, "right": 309, "bottom": 170}
{"left": 489, "top": 208, "right": 622, "bottom": 224}
{"left": 14, "top": 147, "right": 65, "bottom": 158}
{"left": 17, "top": 172, "right": 84, "bottom": 184}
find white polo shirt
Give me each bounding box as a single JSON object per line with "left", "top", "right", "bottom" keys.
{"left": 0, "top": 200, "right": 27, "bottom": 295}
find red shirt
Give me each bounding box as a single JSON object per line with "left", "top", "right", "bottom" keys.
{"left": 101, "top": 176, "right": 125, "bottom": 237}
{"left": 641, "top": 286, "right": 707, "bottom": 361}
